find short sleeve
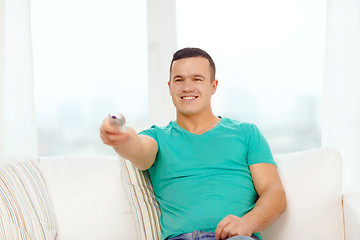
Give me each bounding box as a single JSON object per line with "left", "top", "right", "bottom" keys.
{"left": 246, "top": 124, "right": 276, "bottom": 166}
{"left": 138, "top": 125, "right": 158, "bottom": 142}
{"left": 138, "top": 125, "right": 160, "bottom": 168}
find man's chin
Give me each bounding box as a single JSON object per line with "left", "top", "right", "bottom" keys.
{"left": 176, "top": 109, "right": 201, "bottom": 117}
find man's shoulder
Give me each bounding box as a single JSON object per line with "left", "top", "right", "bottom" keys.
{"left": 139, "top": 121, "right": 176, "bottom": 135}
{"left": 220, "top": 117, "right": 256, "bottom": 131}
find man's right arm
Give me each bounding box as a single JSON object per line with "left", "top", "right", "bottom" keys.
{"left": 99, "top": 117, "right": 158, "bottom": 170}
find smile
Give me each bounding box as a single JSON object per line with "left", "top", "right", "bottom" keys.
{"left": 181, "top": 96, "right": 198, "bottom": 100}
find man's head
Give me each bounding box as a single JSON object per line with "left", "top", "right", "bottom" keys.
{"left": 168, "top": 48, "right": 218, "bottom": 117}
{"left": 169, "top": 47, "right": 216, "bottom": 82}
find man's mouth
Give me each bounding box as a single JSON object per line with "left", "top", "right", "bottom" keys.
{"left": 180, "top": 96, "right": 198, "bottom": 100}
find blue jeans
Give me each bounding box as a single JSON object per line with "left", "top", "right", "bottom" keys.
{"left": 167, "top": 230, "right": 260, "bottom": 240}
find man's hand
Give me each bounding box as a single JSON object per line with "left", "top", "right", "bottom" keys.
{"left": 214, "top": 163, "right": 286, "bottom": 240}
{"left": 99, "top": 116, "right": 158, "bottom": 170}
{"left": 99, "top": 117, "right": 130, "bottom": 147}
{"left": 215, "top": 214, "right": 253, "bottom": 240}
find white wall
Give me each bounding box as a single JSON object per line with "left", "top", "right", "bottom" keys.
{"left": 147, "top": 0, "right": 177, "bottom": 126}
{"left": 0, "top": 0, "right": 38, "bottom": 158}
{"left": 0, "top": 0, "right": 4, "bottom": 153}
{"left": 323, "top": 0, "right": 360, "bottom": 191}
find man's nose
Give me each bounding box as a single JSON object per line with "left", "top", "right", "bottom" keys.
{"left": 182, "top": 80, "right": 194, "bottom": 92}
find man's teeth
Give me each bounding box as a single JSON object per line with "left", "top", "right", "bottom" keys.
{"left": 182, "top": 96, "right": 196, "bottom": 100}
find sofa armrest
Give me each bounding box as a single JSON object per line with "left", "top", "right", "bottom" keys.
{"left": 343, "top": 191, "right": 360, "bottom": 240}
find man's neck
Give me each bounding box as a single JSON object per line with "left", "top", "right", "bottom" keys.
{"left": 176, "top": 112, "right": 221, "bottom": 135}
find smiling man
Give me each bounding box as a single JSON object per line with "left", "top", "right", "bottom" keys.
{"left": 168, "top": 54, "right": 219, "bottom": 132}
{"left": 100, "top": 48, "right": 286, "bottom": 240}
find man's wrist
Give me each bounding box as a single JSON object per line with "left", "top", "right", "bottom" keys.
{"left": 240, "top": 214, "right": 259, "bottom": 235}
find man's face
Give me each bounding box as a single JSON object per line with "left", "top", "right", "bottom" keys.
{"left": 168, "top": 57, "right": 218, "bottom": 117}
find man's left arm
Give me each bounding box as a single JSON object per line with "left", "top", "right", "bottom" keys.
{"left": 215, "top": 163, "right": 287, "bottom": 239}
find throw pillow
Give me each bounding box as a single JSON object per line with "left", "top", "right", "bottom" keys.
{"left": 120, "top": 158, "right": 161, "bottom": 240}
{"left": 0, "top": 160, "right": 57, "bottom": 240}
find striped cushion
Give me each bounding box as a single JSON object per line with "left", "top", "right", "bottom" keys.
{"left": 0, "top": 161, "right": 57, "bottom": 240}
{"left": 120, "top": 158, "right": 161, "bottom": 240}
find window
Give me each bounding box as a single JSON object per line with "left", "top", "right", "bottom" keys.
{"left": 176, "top": 0, "right": 326, "bottom": 153}
{"left": 31, "top": 0, "right": 148, "bottom": 155}
{"left": 31, "top": 0, "right": 326, "bottom": 155}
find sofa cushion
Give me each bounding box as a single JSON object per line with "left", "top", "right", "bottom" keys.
{"left": 343, "top": 191, "right": 360, "bottom": 240}
{"left": 262, "top": 148, "right": 344, "bottom": 240}
{"left": 120, "top": 158, "right": 161, "bottom": 240}
{"left": 0, "top": 160, "right": 57, "bottom": 240}
{"left": 39, "top": 155, "right": 138, "bottom": 240}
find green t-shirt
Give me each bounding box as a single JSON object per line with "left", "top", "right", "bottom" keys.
{"left": 139, "top": 117, "right": 275, "bottom": 240}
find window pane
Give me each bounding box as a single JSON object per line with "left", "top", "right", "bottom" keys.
{"left": 31, "top": 0, "right": 148, "bottom": 155}
{"left": 176, "top": 0, "right": 326, "bottom": 153}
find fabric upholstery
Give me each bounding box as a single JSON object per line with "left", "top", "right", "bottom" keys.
{"left": 120, "top": 157, "right": 161, "bottom": 240}
{"left": 39, "top": 155, "right": 138, "bottom": 240}
{"left": 0, "top": 160, "right": 57, "bottom": 240}
{"left": 343, "top": 191, "right": 360, "bottom": 240}
{"left": 262, "top": 148, "right": 344, "bottom": 240}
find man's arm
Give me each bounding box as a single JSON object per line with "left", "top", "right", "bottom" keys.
{"left": 99, "top": 117, "right": 158, "bottom": 170}
{"left": 215, "top": 163, "right": 286, "bottom": 239}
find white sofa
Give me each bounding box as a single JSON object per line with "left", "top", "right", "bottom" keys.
{"left": 1, "top": 148, "right": 359, "bottom": 240}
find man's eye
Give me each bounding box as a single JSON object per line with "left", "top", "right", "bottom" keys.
{"left": 195, "top": 78, "right": 202, "bottom": 81}
{"left": 174, "top": 79, "right": 182, "bottom": 82}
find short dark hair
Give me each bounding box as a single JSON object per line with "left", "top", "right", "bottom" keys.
{"left": 169, "top": 47, "right": 216, "bottom": 81}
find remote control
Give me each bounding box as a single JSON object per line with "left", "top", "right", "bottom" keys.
{"left": 108, "top": 113, "right": 126, "bottom": 132}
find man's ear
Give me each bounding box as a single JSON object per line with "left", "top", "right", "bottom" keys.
{"left": 212, "top": 79, "right": 219, "bottom": 95}
{"left": 168, "top": 81, "right": 172, "bottom": 94}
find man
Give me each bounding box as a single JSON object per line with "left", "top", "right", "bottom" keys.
{"left": 100, "top": 48, "right": 286, "bottom": 240}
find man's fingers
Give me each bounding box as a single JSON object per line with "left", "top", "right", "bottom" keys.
{"left": 215, "top": 215, "right": 253, "bottom": 239}
{"left": 101, "top": 118, "right": 122, "bottom": 134}
{"left": 220, "top": 221, "right": 239, "bottom": 240}
{"left": 99, "top": 124, "right": 130, "bottom": 146}
{"left": 215, "top": 216, "right": 231, "bottom": 239}
{"left": 99, "top": 131, "right": 114, "bottom": 146}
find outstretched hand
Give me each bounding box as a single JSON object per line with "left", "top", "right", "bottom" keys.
{"left": 99, "top": 117, "right": 130, "bottom": 147}
{"left": 215, "top": 215, "right": 253, "bottom": 240}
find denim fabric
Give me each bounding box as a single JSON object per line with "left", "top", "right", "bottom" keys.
{"left": 167, "top": 231, "right": 260, "bottom": 240}
{"left": 228, "top": 235, "right": 260, "bottom": 240}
